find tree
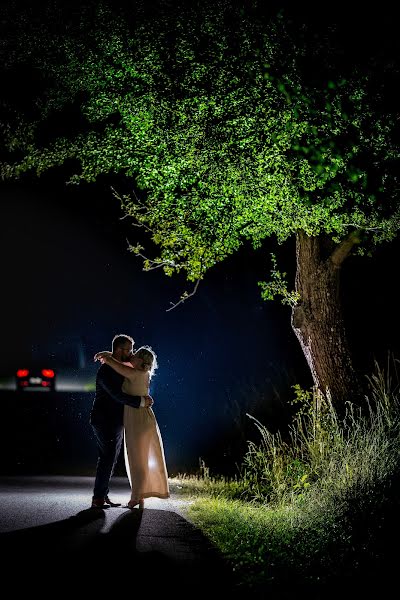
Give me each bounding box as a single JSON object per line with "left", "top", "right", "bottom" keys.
{"left": 1, "top": 0, "right": 400, "bottom": 410}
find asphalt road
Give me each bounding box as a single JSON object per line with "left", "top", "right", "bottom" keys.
{"left": 0, "top": 476, "right": 240, "bottom": 598}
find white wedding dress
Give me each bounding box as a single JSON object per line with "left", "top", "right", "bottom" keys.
{"left": 122, "top": 366, "right": 170, "bottom": 502}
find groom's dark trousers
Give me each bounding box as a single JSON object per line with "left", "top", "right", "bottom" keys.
{"left": 90, "top": 364, "right": 142, "bottom": 500}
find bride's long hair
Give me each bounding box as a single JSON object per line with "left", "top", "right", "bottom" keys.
{"left": 134, "top": 345, "right": 158, "bottom": 379}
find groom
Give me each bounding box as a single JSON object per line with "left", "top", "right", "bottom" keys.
{"left": 89, "top": 333, "right": 153, "bottom": 508}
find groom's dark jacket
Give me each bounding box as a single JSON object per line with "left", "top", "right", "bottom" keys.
{"left": 90, "top": 363, "right": 142, "bottom": 429}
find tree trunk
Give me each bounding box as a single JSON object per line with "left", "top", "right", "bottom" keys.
{"left": 291, "top": 230, "right": 363, "bottom": 413}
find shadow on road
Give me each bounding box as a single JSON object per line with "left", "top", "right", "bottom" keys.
{"left": 0, "top": 505, "right": 239, "bottom": 598}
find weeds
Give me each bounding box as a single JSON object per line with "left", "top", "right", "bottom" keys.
{"left": 172, "top": 356, "right": 400, "bottom": 593}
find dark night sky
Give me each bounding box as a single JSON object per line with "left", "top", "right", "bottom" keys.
{"left": 1, "top": 172, "right": 312, "bottom": 472}
{"left": 1, "top": 1, "right": 400, "bottom": 474}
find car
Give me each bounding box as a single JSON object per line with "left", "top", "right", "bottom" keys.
{"left": 16, "top": 366, "right": 56, "bottom": 392}
{"left": 4, "top": 336, "right": 96, "bottom": 394}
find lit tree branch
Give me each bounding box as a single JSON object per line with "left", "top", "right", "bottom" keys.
{"left": 166, "top": 279, "right": 201, "bottom": 312}
{"left": 126, "top": 239, "right": 176, "bottom": 270}
{"left": 330, "top": 230, "right": 362, "bottom": 267}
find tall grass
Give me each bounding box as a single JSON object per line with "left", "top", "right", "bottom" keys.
{"left": 176, "top": 357, "right": 400, "bottom": 593}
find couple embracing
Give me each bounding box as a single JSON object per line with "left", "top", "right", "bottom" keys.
{"left": 89, "top": 334, "right": 169, "bottom": 509}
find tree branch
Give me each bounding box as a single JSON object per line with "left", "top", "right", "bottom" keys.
{"left": 330, "top": 229, "right": 362, "bottom": 267}
{"left": 126, "top": 238, "right": 176, "bottom": 270}
{"left": 166, "top": 279, "right": 201, "bottom": 312}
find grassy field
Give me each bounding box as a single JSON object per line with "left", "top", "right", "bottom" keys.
{"left": 171, "top": 358, "right": 400, "bottom": 597}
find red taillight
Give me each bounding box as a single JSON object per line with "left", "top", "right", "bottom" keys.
{"left": 17, "top": 369, "right": 29, "bottom": 378}
{"left": 41, "top": 381, "right": 51, "bottom": 387}
{"left": 41, "top": 369, "right": 55, "bottom": 378}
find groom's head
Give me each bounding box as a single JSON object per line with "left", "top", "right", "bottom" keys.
{"left": 112, "top": 334, "right": 134, "bottom": 362}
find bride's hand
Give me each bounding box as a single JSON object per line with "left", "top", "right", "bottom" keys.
{"left": 94, "top": 350, "right": 112, "bottom": 363}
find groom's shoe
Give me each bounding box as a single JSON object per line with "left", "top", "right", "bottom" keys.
{"left": 105, "top": 495, "right": 121, "bottom": 507}
{"left": 91, "top": 497, "right": 111, "bottom": 509}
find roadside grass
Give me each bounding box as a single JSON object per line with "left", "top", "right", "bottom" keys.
{"left": 170, "top": 357, "right": 400, "bottom": 594}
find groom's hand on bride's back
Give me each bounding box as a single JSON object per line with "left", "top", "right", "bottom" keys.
{"left": 144, "top": 395, "right": 154, "bottom": 407}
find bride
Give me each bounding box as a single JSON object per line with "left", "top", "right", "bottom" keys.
{"left": 94, "top": 345, "right": 170, "bottom": 509}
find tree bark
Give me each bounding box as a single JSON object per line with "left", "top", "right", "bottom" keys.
{"left": 291, "top": 230, "right": 363, "bottom": 413}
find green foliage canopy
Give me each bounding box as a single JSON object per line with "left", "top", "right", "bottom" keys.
{"left": 1, "top": 1, "right": 400, "bottom": 285}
